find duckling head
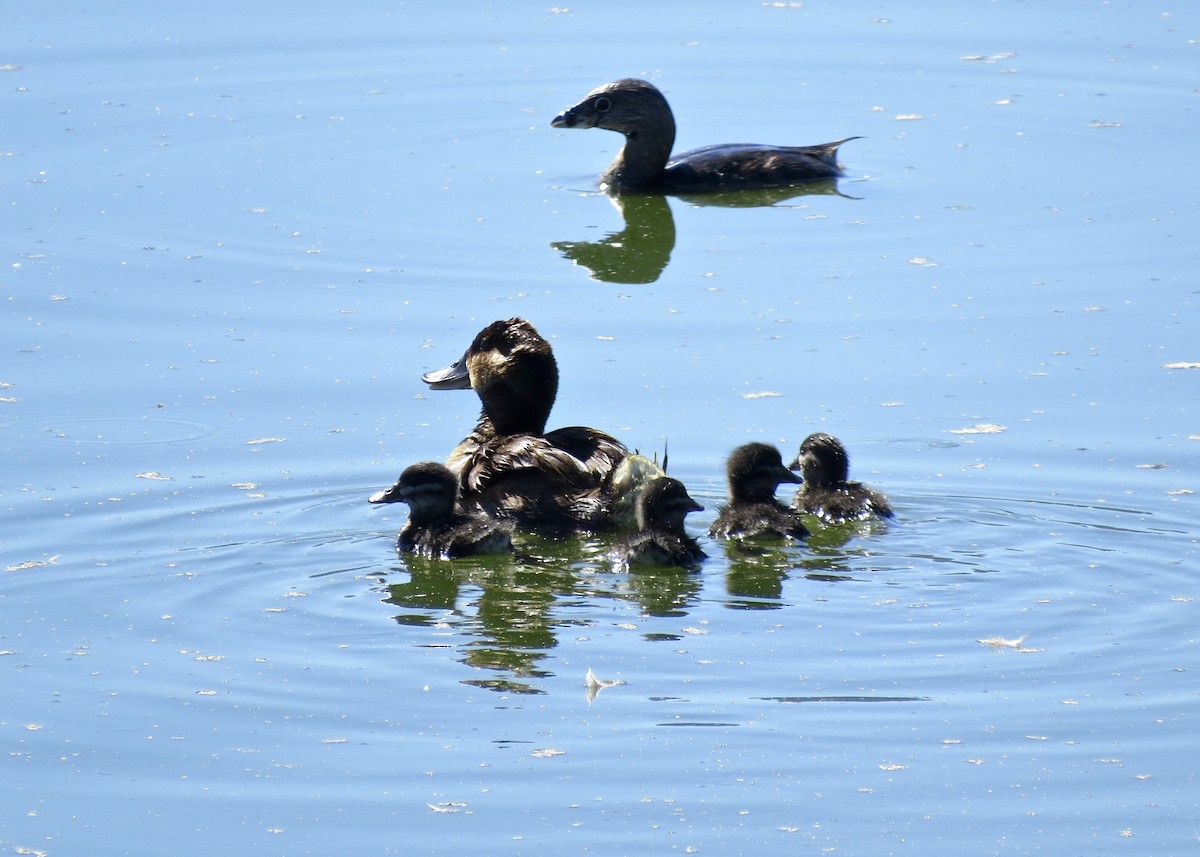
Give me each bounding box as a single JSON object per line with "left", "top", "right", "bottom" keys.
{"left": 725, "top": 442, "right": 802, "bottom": 503}
{"left": 788, "top": 432, "right": 850, "bottom": 488}
{"left": 369, "top": 461, "right": 458, "bottom": 523}
{"left": 636, "top": 476, "right": 703, "bottom": 533}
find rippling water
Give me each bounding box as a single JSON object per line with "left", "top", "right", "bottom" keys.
{"left": 4, "top": 2, "right": 1197, "bottom": 854}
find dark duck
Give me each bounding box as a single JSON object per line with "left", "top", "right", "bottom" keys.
{"left": 551, "top": 77, "right": 858, "bottom": 195}
{"left": 789, "top": 433, "right": 893, "bottom": 524}
{"left": 614, "top": 477, "right": 706, "bottom": 569}
{"left": 369, "top": 461, "right": 514, "bottom": 559}
{"left": 422, "top": 317, "right": 659, "bottom": 532}
{"left": 709, "top": 442, "right": 810, "bottom": 541}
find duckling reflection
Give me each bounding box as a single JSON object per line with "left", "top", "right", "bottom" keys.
{"left": 369, "top": 461, "right": 514, "bottom": 559}
{"left": 709, "top": 443, "right": 810, "bottom": 541}
{"left": 721, "top": 544, "right": 792, "bottom": 606}
{"left": 381, "top": 552, "right": 563, "bottom": 694}
{"left": 614, "top": 477, "right": 706, "bottom": 569}
{"left": 422, "top": 317, "right": 661, "bottom": 532}
{"left": 552, "top": 194, "right": 675, "bottom": 284}
{"left": 789, "top": 433, "right": 893, "bottom": 524}
{"left": 551, "top": 78, "right": 858, "bottom": 195}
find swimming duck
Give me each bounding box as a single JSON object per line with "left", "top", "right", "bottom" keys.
{"left": 709, "top": 442, "right": 810, "bottom": 540}
{"left": 614, "top": 477, "right": 706, "bottom": 569}
{"left": 369, "top": 461, "right": 514, "bottom": 559}
{"left": 422, "top": 317, "right": 658, "bottom": 532}
{"left": 789, "top": 433, "right": 893, "bottom": 523}
{"left": 551, "top": 78, "right": 858, "bottom": 195}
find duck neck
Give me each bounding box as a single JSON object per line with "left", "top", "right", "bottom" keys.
{"left": 603, "top": 123, "right": 675, "bottom": 191}
{"left": 480, "top": 382, "right": 554, "bottom": 437}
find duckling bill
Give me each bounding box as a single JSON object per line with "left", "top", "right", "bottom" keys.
{"left": 552, "top": 78, "right": 858, "bottom": 195}
{"left": 789, "top": 433, "right": 892, "bottom": 523}
{"left": 709, "top": 442, "right": 809, "bottom": 540}
{"left": 369, "top": 461, "right": 513, "bottom": 559}
{"left": 422, "top": 317, "right": 660, "bottom": 532}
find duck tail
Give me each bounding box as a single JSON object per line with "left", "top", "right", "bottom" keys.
{"left": 819, "top": 136, "right": 864, "bottom": 170}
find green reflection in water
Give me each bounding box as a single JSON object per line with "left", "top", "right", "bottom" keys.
{"left": 379, "top": 521, "right": 886, "bottom": 691}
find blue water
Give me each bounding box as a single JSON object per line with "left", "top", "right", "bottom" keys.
{"left": 4, "top": 2, "right": 1198, "bottom": 855}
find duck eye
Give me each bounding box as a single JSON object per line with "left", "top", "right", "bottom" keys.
{"left": 594, "top": 96, "right": 612, "bottom": 113}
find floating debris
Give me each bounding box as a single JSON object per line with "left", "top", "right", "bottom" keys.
{"left": 979, "top": 634, "right": 1043, "bottom": 653}
{"left": 950, "top": 423, "right": 1006, "bottom": 435}
{"left": 959, "top": 52, "right": 1017, "bottom": 63}
{"left": 895, "top": 114, "right": 925, "bottom": 121}
{"left": 246, "top": 437, "right": 287, "bottom": 445}
{"left": 6, "top": 555, "right": 60, "bottom": 572}
{"left": 135, "top": 471, "right": 173, "bottom": 481}
{"left": 742, "top": 391, "right": 782, "bottom": 399}
{"left": 531, "top": 747, "right": 565, "bottom": 759}
{"left": 585, "top": 668, "right": 626, "bottom": 703}
{"left": 1163, "top": 362, "right": 1200, "bottom": 370}
{"left": 427, "top": 802, "right": 469, "bottom": 813}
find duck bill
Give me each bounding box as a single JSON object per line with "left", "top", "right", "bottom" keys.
{"left": 778, "top": 466, "right": 803, "bottom": 485}
{"left": 421, "top": 348, "right": 472, "bottom": 390}
{"left": 550, "top": 106, "right": 594, "bottom": 129}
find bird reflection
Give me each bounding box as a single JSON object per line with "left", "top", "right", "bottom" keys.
{"left": 375, "top": 518, "right": 878, "bottom": 693}
{"left": 553, "top": 181, "right": 854, "bottom": 284}
{"left": 553, "top": 194, "right": 675, "bottom": 284}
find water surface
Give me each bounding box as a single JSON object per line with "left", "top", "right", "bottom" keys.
{"left": 4, "top": 2, "right": 1198, "bottom": 855}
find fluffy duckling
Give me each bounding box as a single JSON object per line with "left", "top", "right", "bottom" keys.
{"left": 709, "top": 442, "right": 809, "bottom": 540}
{"left": 422, "top": 317, "right": 659, "bottom": 532}
{"left": 551, "top": 78, "right": 858, "bottom": 195}
{"left": 369, "top": 461, "right": 513, "bottom": 559}
{"left": 614, "top": 477, "right": 706, "bottom": 569}
{"left": 789, "top": 433, "right": 892, "bottom": 523}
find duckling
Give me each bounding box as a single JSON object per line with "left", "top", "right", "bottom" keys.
{"left": 551, "top": 78, "right": 858, "bottom": 195}
{"left": 789, "top": 433, "right": 893, "bottom": 523}
{"left": 709, "top": 442, "right": 809, "bottom": 540}
{"left": 369, "top": 461, "right": 513, "bottom": 559}
{"left": 422, "top": 317, "right": 660, "bottom": 532}
{"left": 614, "top": 477, "right": 706, "bottom": 569}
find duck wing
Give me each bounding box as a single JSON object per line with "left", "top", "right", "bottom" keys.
{"left": 664, "top": 138, "right": 860, "bottom": 191}
{"left": 543, "top": 426, "right": 628, "bottom": 481}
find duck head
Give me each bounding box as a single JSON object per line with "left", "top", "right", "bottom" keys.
{"left": 551, "top": 78, "right": 675, "bottom": 141}
{"left": 422, "top": 318, "right": 559, "bottom": 436}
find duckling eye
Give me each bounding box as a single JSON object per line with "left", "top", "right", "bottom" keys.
{"left": 594, "top": 96, "right": 612, "bottom": 113}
